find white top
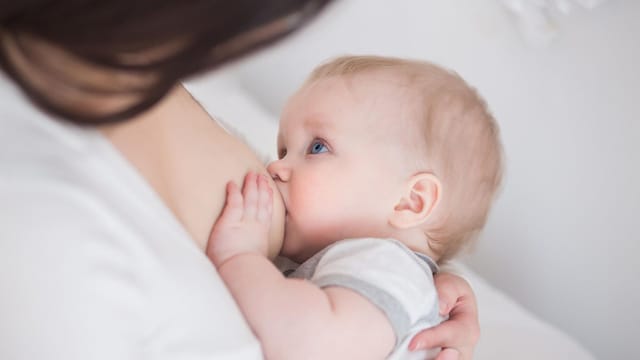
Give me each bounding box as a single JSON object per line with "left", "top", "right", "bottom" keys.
{"left": 287, "top": 238, "right": 444, "bottom": 359}
{"left": 0, "top": 77, "right": 262, "bottom": 359}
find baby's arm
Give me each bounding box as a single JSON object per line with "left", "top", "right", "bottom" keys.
{"left": 207, "top": 173, "right": 395, "bottom": 360}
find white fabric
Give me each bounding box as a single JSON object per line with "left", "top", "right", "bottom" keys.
{"left": 0, "top": 77, "right": 262, "bottom": 360}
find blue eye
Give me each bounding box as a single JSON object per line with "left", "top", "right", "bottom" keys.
{"left": 308, "top": 140, "right": 328, "bottom": 154}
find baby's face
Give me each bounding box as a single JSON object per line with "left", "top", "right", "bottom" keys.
{"left": 267, "top": 75, "right": 416, "bottom": 262}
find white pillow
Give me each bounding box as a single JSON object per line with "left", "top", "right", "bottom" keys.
{"left": 184, "top": 73, "right": 279, "bottom": 164}
{"left": 449, "top": 262, "right": 596, "bottom": 360}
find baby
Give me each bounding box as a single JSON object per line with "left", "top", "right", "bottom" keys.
{"left": 207, "top": 55, "right": 503, "bottom": 359}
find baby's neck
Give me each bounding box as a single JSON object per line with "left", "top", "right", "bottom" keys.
{"left": 391, "top": 230, "right": 440, "bottom": 262}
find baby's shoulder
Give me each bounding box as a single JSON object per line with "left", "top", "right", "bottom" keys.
{"left": 292, "top": 237, "right": 436, "bottom": 284}
{"left": 325, "top": 237, "right": 430, "bottom": 268}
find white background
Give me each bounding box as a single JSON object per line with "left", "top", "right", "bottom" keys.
{"left": 221, "top": 1, "right": 640, "bottom": 358}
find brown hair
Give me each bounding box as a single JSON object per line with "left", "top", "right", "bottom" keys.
{"left": 0, "top": 0, "right": 332, "bottom": 125}
{"left": 308, "top": 55, "right": 504, "bottom": 262}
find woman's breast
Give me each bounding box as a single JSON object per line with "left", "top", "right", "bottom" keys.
{"left": 170, "top": 121, "right": 285, "bottom": 257}
{"left": 103, "top": 85, "right": 285, "bottom": 257}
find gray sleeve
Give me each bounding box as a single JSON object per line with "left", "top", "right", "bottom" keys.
{"left": 290, "top": 238, "right": 442, "bottom": 351}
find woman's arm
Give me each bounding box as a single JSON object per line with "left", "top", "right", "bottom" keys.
{"left": 409, "top": 272, "right": 480, "bottom": 360}
{"left": 207, "top": 173, "right": 395, "bottom": 359}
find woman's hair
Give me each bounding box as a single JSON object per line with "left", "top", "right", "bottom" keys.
{"left": 0, "top": 0, "right": 332, "bottom": 125}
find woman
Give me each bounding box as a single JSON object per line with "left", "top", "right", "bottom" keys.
{"left": 0, "top": 1, "right": 479, "bottom": 359}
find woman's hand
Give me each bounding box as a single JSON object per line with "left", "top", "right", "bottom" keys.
{"left": 207, "top": 172, "right": 273, "bottom": 267}
{"left": 409, "top": 272, "right": 480, "bottom": 360}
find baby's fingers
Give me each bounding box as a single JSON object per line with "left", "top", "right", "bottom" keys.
{"left": 257, "top": 174, "right": 273, "bottom": 223}
{"left": 217, "top": 181, "right": 243, "bottom": 223}
{"left": 242, "top": 172, "right": 259, "bottom": 220}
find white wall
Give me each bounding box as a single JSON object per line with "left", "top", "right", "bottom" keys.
{"left": 230, "top": 1, "right": 640, "bottom": 358}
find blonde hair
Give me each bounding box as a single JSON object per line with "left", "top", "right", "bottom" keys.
{"left": 307, "top": 55, "right": 503, "bottom": 262}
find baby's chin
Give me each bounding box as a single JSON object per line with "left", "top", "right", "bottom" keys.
{"left": 277, "top": 240, "right": 297, "bottom": 262}
{"left": 279, "top": 238, "right": 318, "bottom": 264}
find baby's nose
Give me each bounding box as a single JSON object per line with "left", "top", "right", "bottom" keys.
{"left": 267, "top": 159, "right": 291, "bottom": 182}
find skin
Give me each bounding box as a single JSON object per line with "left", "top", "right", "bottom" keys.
{"left": 207, "top": 75, "right": 478, "bottom": 359}
{"left": 269, "top": 75, "right": 441, "bottom": 262}
{"left": 209, "top": 172, "right": 397, "bottom": 359}
{"left": 101, "top": 85, "right": 286, "bottom": 258}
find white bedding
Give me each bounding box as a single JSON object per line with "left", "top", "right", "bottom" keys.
{"left": 184, "top": 76, "right": 596, "bottom": 360}
{"left": 447, "top": 263, "right": 596, "bottom": 359}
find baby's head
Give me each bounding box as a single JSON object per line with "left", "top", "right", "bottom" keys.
{"left": 269, "top": 55, "right": 502, "bottom": 263}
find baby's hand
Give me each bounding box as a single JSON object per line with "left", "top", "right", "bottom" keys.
{"left": 207, "top": 172, "right": 273, "bottom": 267}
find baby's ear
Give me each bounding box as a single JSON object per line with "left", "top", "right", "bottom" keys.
{"left": 389, "top": 173, "right": 442, "bottom": 229}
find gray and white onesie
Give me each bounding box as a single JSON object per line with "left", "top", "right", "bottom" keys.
{"left": 283, "top": 237, "right": 444, "bottom": 360}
